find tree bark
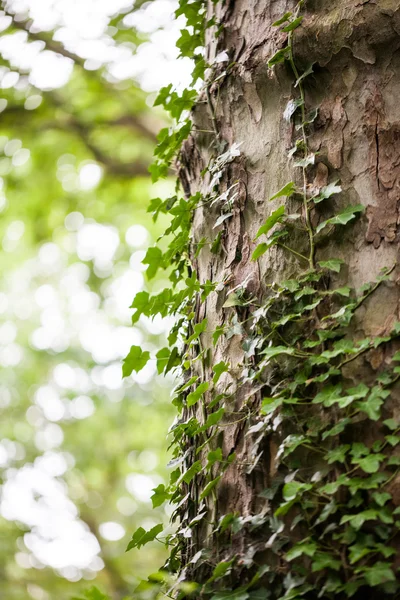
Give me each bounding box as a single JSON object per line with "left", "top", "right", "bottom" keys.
{"left": 177, "top": 1, "right": 400, "bottom": 597}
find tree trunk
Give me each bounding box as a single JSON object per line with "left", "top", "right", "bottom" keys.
{"left": 175, "top": 1, "right": 400, "bottom": 598}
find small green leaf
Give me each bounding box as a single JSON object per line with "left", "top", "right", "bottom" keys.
{"left": 187, "top": 382, "right": 209, "bottom": 406}
{"left": 213, "top": 361, "right": 229, "bottom": 384}
{"left": 122, "top": 346, "right": 150, "bottom": 377}
{"left": 359, "top": 562, "right": 395, "bottom": 586}
{"left": 318, "top": 259, "right": 344, "bottom": 273}
{"left": 260, "top": 345, "right": 295, "bottom": 359}
{"left": 251, "top": 243, "right": 269, "bottom": 261}
{"left": 255, "top": 206, "right": 285, "bottom": 239}
{"left": 282, "top": 16, "right": 303, "bottom": 32}
{"left": 156, "top": 347, "right": 170, "bottom": 374}
{"left": 316, "top": 204, "right": 364, "bottom": 234}
{"left": 311, "top": 553, "right": 341, "bottom": 572}
{"left": 151, "top": 484, "right": 171, "bottom": 508}
{"left": 353, "top": 454, "right": 385, "bottom": 474}
{"left": 268, "top": 47, "right": 290, "bottom": 67}
{"left": 143, "top": 246, "right": 164, "bottom": 279}
{"left": 286, "top": 539, "right": 316, "bottom": 561}
{"left": 126, "top": 524, "right": 163, "bottom": 551}
{"left": 200, "top": 476, "right": 221, "bottom": 500}
{"left": 182, "top": 460, "right": 202, "bottom": 484}
{"left": 283, "top": 481, "right": 312, "bottom": 501}
{"left": 314, "top": 181, "right": 342, "bottom": 204}
{"left": 272, "top": 12, "right": 292, "bottom": 26}
{"left": 213, "top": 325, "right": 225, "bottom": 345}
{"left": 269, "top": 181, "right": 296, "bottom": 202}
{"left": 207, "top": 448, "right": 223, "bottom": 468}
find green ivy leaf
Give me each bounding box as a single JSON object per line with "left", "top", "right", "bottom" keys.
{"left": 156, "top": 347, "right": 171, "bottom": 374}
{"left": 353, "top": 453, "right": 385, "bottom": 474}
{"left": 126, "top": 524, "right": 163, "bottom": 551}
{"left": 213, "top": 361, "right": 230, "bottom": 384}
{"left": 260, "top": 345, "right": 296, "bottom": 359}
{"left": 151, "top": 484, "right": 171, "bottom": 508}
{"left": 268, "top": 47, "right": 290, "bottom": 67}
{"left": 200, "top": 476, "right": 222, "bottom": 500}
{"left": 282, "top": 16, "right": 303, "bottom": 32}
{"left": 181, "top": 460, "right": 202, "bottom": 484}
{"left": 269, "top": 181, "right": 296, "bottom": 202}
{"left": 213, "top": 325, "right": 225, "bottom": 345}
{"left": 272, "top": 12, "right": 293, "bottom": 26}
{"left": 122, "top": 346, "right": 150, "bottom": 377}
{"left": 286, "top": 539, "right": 316, "bottom": 561}
{"left": 255, "top": 206, "right": 285, "bottom": 239}
{"left": 358, "top": 562, "right": 395, "bottom": 586}
{"left": 143, "top": 247, "right": 164, "bottom": 279}
{"left": 316, "top": 204, "right": 364, "bottom": 234}
{"left": 282, "top": 481, "right": 312, "bottom": 501}
{"left": 187, "top": 382, "right": 209, "bottom": 406}
{"left": 318, "top": 259, "right": 344, "bottom": 273}
{"left": 313, "top": 181, "right": 342, "bottom": 204}
{"left": 311, "top": 553, "right": 341, "bottom": 572}
{"left": 251, "top": 242, "right": 269, "bottom": 261}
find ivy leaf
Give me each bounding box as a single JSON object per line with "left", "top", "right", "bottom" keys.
{"left": 283, "top": 481, "right": 312, "bottom": 501}
{"left": 213, "top": 212, "right": 233, "bottom": 229}
{"left": 318, "top": 259, "right": 344, "bottom": 273}
{"left": 151, "top": 484, "right": 171, "bottom": 508}
{"left": 72, "top": 588, "right": 109, "bottom": 600}
{"left": 294, "top": 63, "right": 315, "bottom": 87}
{"left": 156, "top": 347, "right": 171, "bottom": 374}
{"left": 130, "top": 290, "right": 151, "bottom": 324}
{"left": 269, "top": 181, "right": 296, "bottom": 202}
{"left": 213, "top": 361, "right": 229, "bottom": 384}
{"left": 286, "top": 539, "right": 317, "bottom": 561}
{"left": 353, "top": 454, "right": 385, "bottom": 474}
{"left": 213, "top": 325, "right": 225, "bottom": 345}
{"left": 251, "top": 243, "right": 269, "bottom": 261}
{"left": 311, "top": 553, "right": 341, "bottom": 572}
{"left": 261, "top": 397, "right": 283, "bottom": 415}
{"left": 200, "top": 476, "right": 222, "bottom": 500}
{"left": 268, "top": 47, "right": 290, "bottom": 67}
{"left": 372, "top": 492, "right": 392, "bottom": 507}
{"left": 314, "top": 181, "right": 342, "bottom": 204}
{"left": 211, "top": 231, "right": 222, "bottom": 254}
{"left": 358, "top": 562, "right": 395, "bottom": 586}
{"left": 122, "top": 346, "right": 150, "bottom": 378}
{"left": 282, "top": 16, "right": 303, "bottom": 32}
{"left": 207, "top": 448, "right": 223, "bottom": 468}
{"left": 316, "top": 204, "right": 364, "bottom": 233}
{"left": 283, "top": 98, "right": 304, "bottom": 122}
{"left": 272, "top": 12, "right": 292, "bottom": 26}
{"left": 260, "top": 345, "right": 295, "bottom": 359}
{"left": 126, "top": 524, "right": 163, "bottom": 551}
{"left": 187, "top": 382, "right": 209, "bottom": 406}
{"left": 255, "top": 206, "right": 285, "bottom": 239}
{"left": 143, "top": 247, "right": 164, "bottom": 279}
{"left": 197, "top": 407, "right": 225, "bottom": 432}
{"left": 181, "top": 460, "right": 202, "bottom": 484}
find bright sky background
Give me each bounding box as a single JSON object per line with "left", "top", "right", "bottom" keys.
{"left": 0, "top": 0, "right": 192, "bottom": 92}
{"left": 0, "top": 0, "right": 187, "bottom": 588}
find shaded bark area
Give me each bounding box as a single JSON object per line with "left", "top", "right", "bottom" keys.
{"left": 179, "top": 0, "right": 400, "bottom": 593}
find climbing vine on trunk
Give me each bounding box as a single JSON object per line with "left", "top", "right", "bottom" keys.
{"left": 123, "top": 2, "right": 400, "bottom": 599}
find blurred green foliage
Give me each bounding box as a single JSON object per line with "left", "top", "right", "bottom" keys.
{"left": 0, "top": 2, "right": 176, "bottom": 599}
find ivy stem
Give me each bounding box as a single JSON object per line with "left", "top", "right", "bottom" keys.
{"left": 287, "top": 10, "right": 315, "bottom": 270}
{"left": 277, "top": 242, "right": 308, "bottom": 262}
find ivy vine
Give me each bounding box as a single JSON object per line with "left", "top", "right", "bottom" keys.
{"left": 123, "top": 2, "right": 400, "bottom": 599}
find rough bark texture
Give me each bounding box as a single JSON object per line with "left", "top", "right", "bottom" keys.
{"left": 179, "top": 0, "right": 400, "bottom": 593}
